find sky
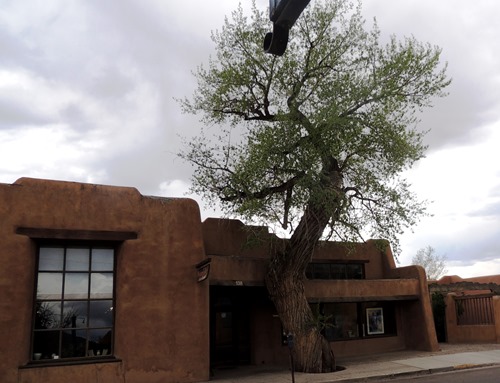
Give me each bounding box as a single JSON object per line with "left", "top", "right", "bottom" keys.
{"left": 1, "top": 0, "right": 499, "bottom": 278}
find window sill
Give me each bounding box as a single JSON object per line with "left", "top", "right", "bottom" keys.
{"left": 331, "top": 333, "right": 398, "bottom": 342}
{"left": 20, "top": 356, "right": 121, "bottom": 369}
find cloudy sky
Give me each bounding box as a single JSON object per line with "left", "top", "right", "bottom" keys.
{"left": 1, "top": 0, "right": 499, "bottom": 278}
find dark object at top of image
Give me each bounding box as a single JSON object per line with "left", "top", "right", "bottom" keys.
{"left": 264, "top": 0, "right": 311, "bottom": 55}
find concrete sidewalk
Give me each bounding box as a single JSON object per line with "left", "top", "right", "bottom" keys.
{"left": 208, "top": 344, "right": 500, "bottom": 382}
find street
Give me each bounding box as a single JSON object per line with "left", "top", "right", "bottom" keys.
{"left": 370, "top": 365, "right": 500, "bottom": 382}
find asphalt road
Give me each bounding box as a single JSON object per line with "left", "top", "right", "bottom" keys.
{"left": 370, "top": 365, "right": 500, "bottom": 383}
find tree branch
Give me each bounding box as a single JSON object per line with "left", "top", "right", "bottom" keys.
{"left": 221, "top": 172, "right": 305, "bottom": 202}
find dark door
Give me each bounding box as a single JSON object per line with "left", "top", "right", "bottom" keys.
{"left": 210, "top": 286, "right": 252, "bottom": 367}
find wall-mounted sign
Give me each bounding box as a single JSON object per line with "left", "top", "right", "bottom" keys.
{"left": 195, "top": 258, "right": 211, "bottom": 282}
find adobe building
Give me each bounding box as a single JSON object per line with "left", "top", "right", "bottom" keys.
{"left": 1, "top": 178, "right": 208, "bottom": 383}
{"left": 203, "top": 219, "right": 438, "bottom": 366}
{"left": 0, "top": 177, "right": 438, "bottom": 383}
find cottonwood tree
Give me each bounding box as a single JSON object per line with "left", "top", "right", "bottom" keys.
{"left": 179, "top": 0, "right": 450, "bottom": 373}
{"left": 412, "top": 246, "right": 447, "bottom": 280}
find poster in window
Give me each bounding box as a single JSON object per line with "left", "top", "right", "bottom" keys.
{"left": 366, "top": 308, "right": 384, "bottom": 335}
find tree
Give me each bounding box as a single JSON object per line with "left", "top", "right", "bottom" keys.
{"left": 179, "top": 0, "right": 450, "bottom": 373}
{"left": 412, "top": 246, "right": 447, "bottom": 280}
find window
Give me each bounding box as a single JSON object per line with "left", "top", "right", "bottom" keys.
{"left": 311, "top": 301, "right": 397, "bottom": 341}
{"left": 32, "top": 244, "right": 115, "bottom": 361}
{"left": 306, "top": 262, "right": 365, "bottom": 280}
{"left": 321, "top": 302, "right": 359, "bottom": 340}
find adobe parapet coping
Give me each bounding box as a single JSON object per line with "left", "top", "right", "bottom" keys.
{"left": 12, "top": 177, "right": 197, "bottom": 205}
{"left": 14, "top": 177, "right": 142, "bottom": 196}
{"left": 202, "top": 218, "right": 392, "bottom": 249}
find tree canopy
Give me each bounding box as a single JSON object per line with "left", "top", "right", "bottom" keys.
{"left": 180, "top": 0, "right": 450, "bottom": 254}
{"left": 179, "top": 0, "right": 450, "bottom": 372}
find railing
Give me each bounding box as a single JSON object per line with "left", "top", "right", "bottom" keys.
{"left": 455, "top": 295, "right": 494, "bottom": 325}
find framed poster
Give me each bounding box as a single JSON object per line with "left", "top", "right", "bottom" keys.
{"left": 366, "top": 307, "right": 384, "bottom": 335}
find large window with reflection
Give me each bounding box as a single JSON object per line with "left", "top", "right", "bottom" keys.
{"left": 311, "top": 301, "right": 397, "bottom": 341}
{"left": 32, "top": 244, "right": 115, "bottom": 361}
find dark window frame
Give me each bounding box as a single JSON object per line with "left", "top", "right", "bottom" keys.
{"left": 306, "top": 262, "right": 366, "bottom": 280}
{"left": 31, "top": 241, "right": 118, "bottom": 363}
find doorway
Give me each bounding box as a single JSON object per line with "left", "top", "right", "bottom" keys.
{"left": 210, "top": 285, "right": 271, "bottom": 368}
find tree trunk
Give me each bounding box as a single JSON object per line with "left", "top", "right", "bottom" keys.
{"left": 265, "top": 158, "right": 342, "bottom": 373}
{"left": 265, "top": 204, "right": 337, "bottom": 372}
{"left": 266, "top": 265, "right": 335, "bottom": 372}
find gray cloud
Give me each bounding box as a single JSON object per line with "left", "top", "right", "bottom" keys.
{"left": 468, "top": 201, "right": 500, "bottom": 219}
{"left": 441, "top": 231, "right": 500, "bottom": 264}
{"left": 0, "top": 97, "right": 50, "bottom": 129}
{"left": 363, "top": 0, "right": 500, "bottom": 151}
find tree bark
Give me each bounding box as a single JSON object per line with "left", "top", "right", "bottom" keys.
{"left": 265, "top": 204, "right": 337, "bottom": 373}
{"left": 265, "top": 159, "right": 342, "bottom": 373}
{"left": 265, "top": 265, "right": 335, "bottom": 372}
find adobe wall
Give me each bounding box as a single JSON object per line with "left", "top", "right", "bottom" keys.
{"left": 495, "top": 296, "right": 500, "bottom": 343}
{"left": 389, "top": 265, "right": 439, "bottom": 352}
{"left": 202, "top": 218, "right": 277, "bottom": 259}
{"left": 203, "top": 219, "right": 393, "bottom": 282}
{"left": 445, "top": 294, "right": 500, "bottom": 344}
{"left": 334, "top": 334, "right": 405, "bottom": 359}
{"left": 313, "top": 239, "right": 390, "bottom": 280}
{"left": 465, "top": 275, "right": 500, "bottom": 285}
{"left": 0, "top": 178, "right": 209, "bottom": 383}
{"left": 304, "top": 279, "right": 420, "bottom": 301}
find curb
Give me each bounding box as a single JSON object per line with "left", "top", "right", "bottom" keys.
{"left": 330, "top": 362, "right": 500, "bottom": 382}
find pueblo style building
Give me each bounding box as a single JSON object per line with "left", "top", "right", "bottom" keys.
{"left": 0, "top": 178, "right": 437, "bottom": 383}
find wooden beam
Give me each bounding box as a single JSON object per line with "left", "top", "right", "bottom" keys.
{"left": 16, "top": 227, "right": 138, "bottom": 241}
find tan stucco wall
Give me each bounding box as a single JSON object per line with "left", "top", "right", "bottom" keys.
{"left": 304, "top": 279, "right": 420, "bottom": 301}
{"left": 445, "top": 293, "right": 500, "bottom": 344}
{"left": 334, "top": 335, "right": 405, "bottom": 358}
{"left": 389, "top": 265, "right": 439, "bottom": 352}
{"left": 203, "top": 219, "right": 398, "bottom": 283}
{"left": 0, "top": 178, "right": 209, "bottom": 383}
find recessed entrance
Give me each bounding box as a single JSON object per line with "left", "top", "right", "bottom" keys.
{"left": 210, "top": 285, "right": 271, "bottom": 368}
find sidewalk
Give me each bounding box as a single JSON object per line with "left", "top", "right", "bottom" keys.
{"left": 208, "top": 344, "right": 500, "bottom": 382}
